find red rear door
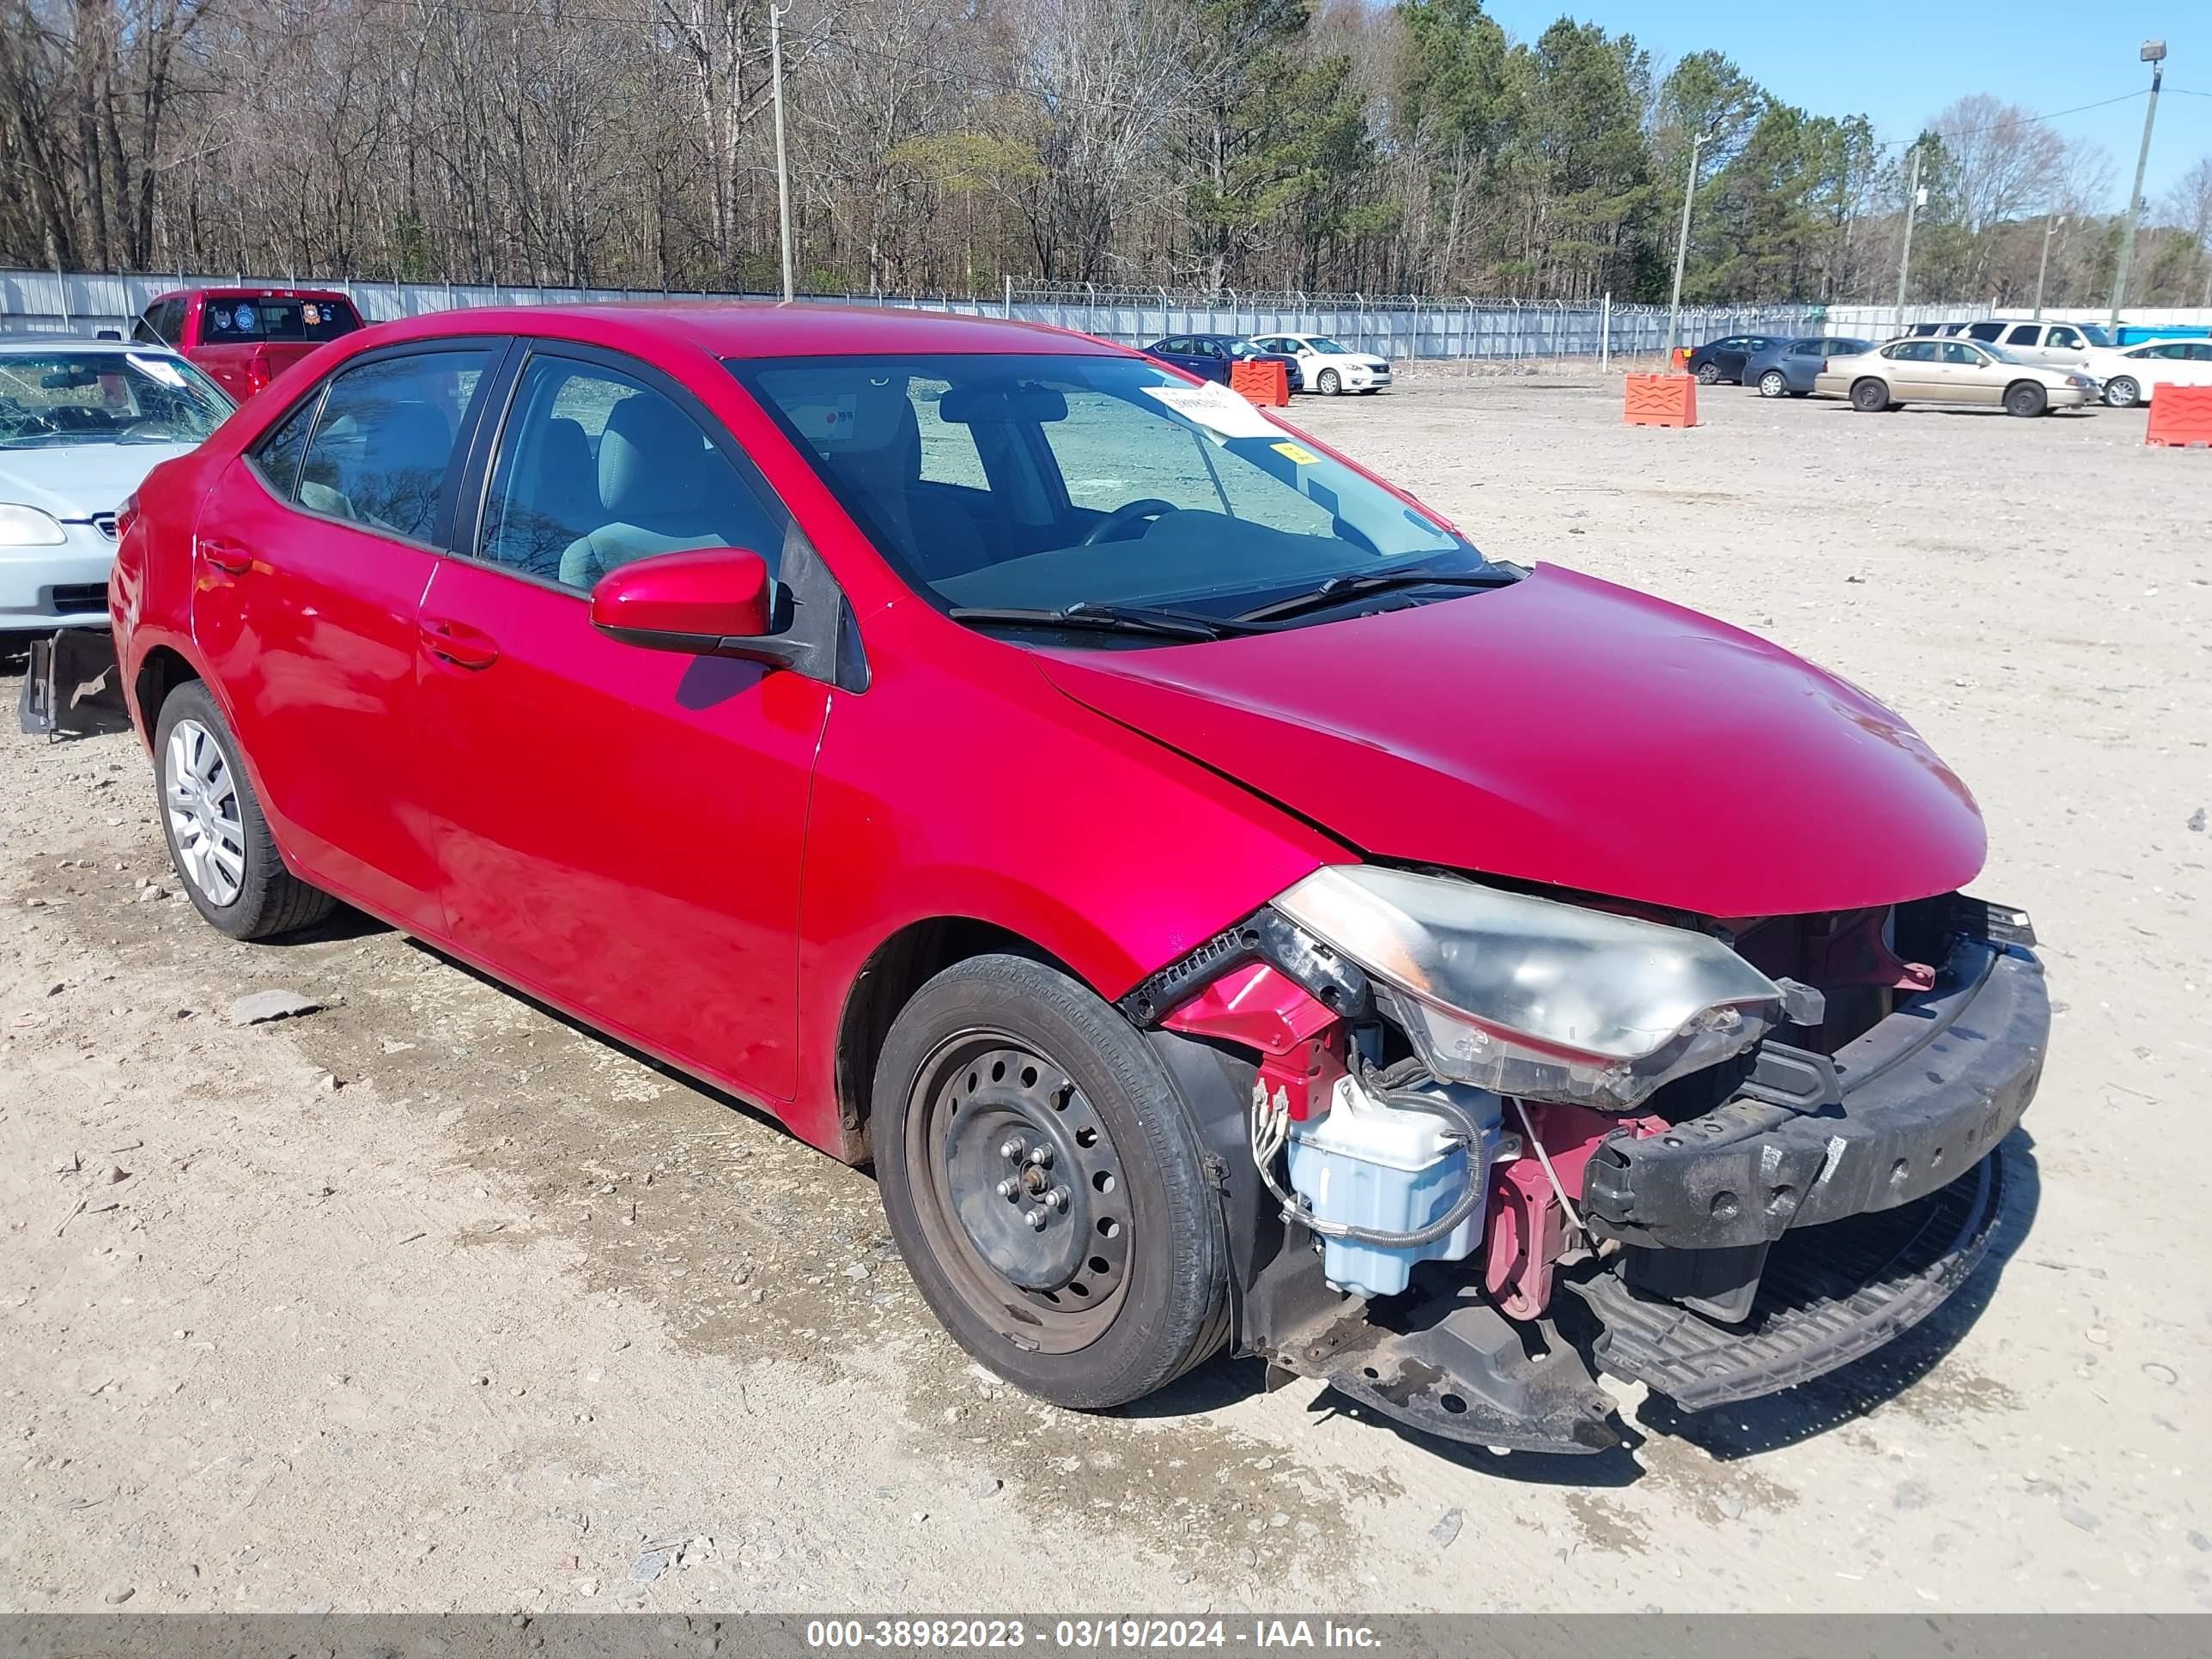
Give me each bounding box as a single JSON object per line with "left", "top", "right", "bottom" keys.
{"left": 188, "top": 341, "right": 502, "bottom": 933}
{"left": 411, "top": 345, "right": 828, "bottom": 1103}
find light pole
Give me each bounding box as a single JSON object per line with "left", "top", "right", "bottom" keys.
{"left": 769, "top": 3, "right": 795, "bottom": 304}
{"left": 2033, "top": 213, "right": 2066, "bottom": 319}
{"left": 1662, "top": 127, "right": 1711, "bottom": 364}
{"left": 2109, "top": 40, "right": 2166, "bottom": 329}
{"left": 1895, "top": 143, "right": 1925, "bottom": 326}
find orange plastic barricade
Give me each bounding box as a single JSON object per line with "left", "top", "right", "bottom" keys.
{"left": 1624, "top": 373, "right": 1698, "bottom": 428}
{"left": 2145, "top": 385, "right": 2212, "bottom": 448}
{"left": 1229, "top": 359, "right": 1290, "bottom": 406}
{"left": 1672, "top": 346, "right": 1692, "bottom": 370}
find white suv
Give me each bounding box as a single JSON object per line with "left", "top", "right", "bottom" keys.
{"left": 1954, "top": 319, "right": 2112, "bottom": 369}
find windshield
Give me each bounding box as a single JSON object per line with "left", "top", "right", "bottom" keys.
{"left": 0, "top": 349, "right": 235, "bottom": 448}
{"left": 1302, "top": 337, "right": 1352, "bottom": 354}
{"left": 733, "top": 352, "right": 1498, "bottom": 633}
{"left": 204, "top": 296, "right": 362, "bottom": 343}
{"left": 2077, "top": 324, "right": 2116, "bottom": 348}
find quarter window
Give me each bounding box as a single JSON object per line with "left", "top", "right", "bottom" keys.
{"left": 478, "top": 356, "right": 787, "bottom": 592}
{"left": 295, "top": 349, "right": 490, "bottom": 544}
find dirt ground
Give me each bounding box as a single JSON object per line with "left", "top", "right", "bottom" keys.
{"left": 3, "top": 375, "right": 2208, "bottom": 1616}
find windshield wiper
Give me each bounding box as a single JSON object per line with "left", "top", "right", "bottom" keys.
{"left": 1232, "top": 568, "right": 1516, "bottom": 623}
{"left": 947, "top": 600, "right": 1255, "bottom": 641}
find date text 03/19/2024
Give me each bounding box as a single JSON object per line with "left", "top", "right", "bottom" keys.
{"left": 803, "top": 1620, "right": 1385, "bottom": 1650}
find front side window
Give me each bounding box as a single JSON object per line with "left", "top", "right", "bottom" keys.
{"left": 1942, "top": 342, "right": 1986, "bottom": 366}
{"left": 2047, "top": 326, "right": 2084, "bottom": 349}
{"left": 735, "top": 352, "right": 1497, "bottom": 632}
{"left": 0, "top": 349, "right": 234, "bottom": 449}
{"left": 295, "top": 349, "right": 490, "bottom": 544}
{"left": 479, "top": 355, "right": 786, "bottom": 592}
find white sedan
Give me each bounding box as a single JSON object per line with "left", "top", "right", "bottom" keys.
{"left": 1248, "top": 332, "right": 1394, "bottom": 396}
{"left": 1, "top": 339, "right": 234, "bottom": 641}
{"left": 2075, "top": 338, "right": 2212, "bottom": 408}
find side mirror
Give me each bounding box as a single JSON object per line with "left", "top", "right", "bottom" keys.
{"left": 589, "top": 546, "right": 791, "bottom": 658}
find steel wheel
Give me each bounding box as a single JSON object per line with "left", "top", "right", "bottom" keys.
{"left": 1850, "top": 378, "right": 1890, "bottom": 413}
{"left": 163, "top": 717, "right": 246, "bottom": 906}
{"left": 904, "top": 1030, "right": 1131, "bottom": 1352}
{"left": 1758, "top": 369, "right": 1789, "bottom": 398}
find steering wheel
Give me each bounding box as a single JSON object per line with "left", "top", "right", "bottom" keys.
{"left": 1080, "top": 498, "right": 1180, "bottom": 546}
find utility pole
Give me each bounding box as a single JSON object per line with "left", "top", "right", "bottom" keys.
{"left": 2033, "top": 213, "right": 2066, "bottom": 319}
{"left": 1662, "top": 128, "right": 1710, "bottom": 363}
{"left": 769, "top": 3, "right": 795, "bottom": 304}
{"left": 1895, "top": 143, "right": 1924, "bottom": 327}
{"left": 2109, "top": 40, "right": 2166, "bottom": 329}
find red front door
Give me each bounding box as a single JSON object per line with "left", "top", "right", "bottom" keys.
{"left": 411, "top": 347, "right": 829, "bottom": 1103}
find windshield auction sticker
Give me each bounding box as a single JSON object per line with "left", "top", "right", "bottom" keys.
{"left": 1139, "top": 381, "right": 1281, "bottom": 441}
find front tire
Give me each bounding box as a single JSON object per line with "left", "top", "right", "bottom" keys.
{"left": 873, "top": 954, "right": 1229, "bottom": 1410}
{"left": 154, "top": 681, "right": 335, "bottom": 940}
{"left": 1316, "top": 368, "right": 1340, "bottom": 396}
{"left": 2005, "top": 381, "right": 2048, "bottom": 417}
{"left": 1758, "top": 369, "right": 1789, "bottom": 398}
{"left": 1695, "top": 362, "right": 1723, "bottom": 385}
{"left": 1850, "top": 378, "right": 1892, "bottom": 413}
{"left": 2103, "top": 375, "right": 2140, "bottom": 408}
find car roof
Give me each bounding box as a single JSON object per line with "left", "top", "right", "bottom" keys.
{"left": 0, "top": 337, "right": 184, "bottom": 357}
{"left": 352, "top": 301, "right": 1128, "bottom": 361}
{"left": 147, "top": 287, "right": 356, "bottom": 303}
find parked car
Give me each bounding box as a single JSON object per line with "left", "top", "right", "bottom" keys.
{"left": 1744, "top": 336, "right": 1875, "bottom": 398}
{"left": 1814, "top": 337, "right": 2098, "bottom": 416}
{"left": 0, "top": 338, "right": 234, "bottom": 641}
{"left": 1683, "top": 333, "right": 1784, "bottom": 385}
{"left": 1246, "top": 331, "right": 1391, "bottom": 394}
{"left": 1142, "top": 334, "right": 1304, "bottom": 392}
{"left": 2075, "top": 337, "right": 2212, "bottom": 407}
{"left": 108, "top": 304, "right": 2044, "bottom": 1455}
{"left": 1954, "top": 319, "right": 2113, "bottom": 369}
{"left": 132, "top": 287, "right": 364, "bottom": 403}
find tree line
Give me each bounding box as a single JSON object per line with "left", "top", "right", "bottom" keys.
{"left": 6, "top": 0, "right": 2211, "bottom": 308}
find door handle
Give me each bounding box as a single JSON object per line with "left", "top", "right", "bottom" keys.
{"left": 198, "top": 537, "right": 252, "bottom": 574}
{"left": 420, "top": 617, "right": 500, "bottom": 670}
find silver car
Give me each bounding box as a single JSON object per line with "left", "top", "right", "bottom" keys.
{"left": 1, "top": 338, "right": 234, "bottom": 640}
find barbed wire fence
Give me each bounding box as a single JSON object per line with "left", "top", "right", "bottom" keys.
{"left": 2, "top": 267, "right": 1994, "bottom": 365}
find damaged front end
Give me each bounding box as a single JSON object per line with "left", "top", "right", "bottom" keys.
{"left": 1125, "top": 871, "right": 2045, "bottom": 1455}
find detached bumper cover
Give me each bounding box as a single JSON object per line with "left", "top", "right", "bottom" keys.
{"left": 1583, "top": 938, "right": 2046, "bottom": 1252}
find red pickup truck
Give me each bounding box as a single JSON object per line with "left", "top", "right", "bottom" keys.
{"left": 131, "top": 288, "right": 364, "bottom": 402}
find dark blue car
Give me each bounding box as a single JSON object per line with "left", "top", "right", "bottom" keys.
{"left": 1142, "top": 333, "right": 1304, "bottom": 392}
{"left": 1744, "top": 336, "right": 1876, "bottom": 398}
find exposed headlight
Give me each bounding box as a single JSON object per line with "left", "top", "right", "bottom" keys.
{"left": 1274, "top": 866, "right": 1808, "bottom": 1111}
{"left": 0, "top": 504, "right": 68, "bottom": 547}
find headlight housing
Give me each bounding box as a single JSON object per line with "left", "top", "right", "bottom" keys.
{"left": 1274, "top": 866, "right": 1809, "bottom": 1111}
{"left": 0, "top": 504, "right": 68, "bottom": 547}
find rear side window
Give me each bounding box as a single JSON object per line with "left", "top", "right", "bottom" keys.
{"left": 477, "top": 355, "right": 786, "bottom": 592}
{"left": 1965, "top": 322, "right": 2004, "bottom": 343}
{"left": 1789, "top": 341, "right": 1821, "bottom": 357}
{"left": 295, "top": 349, "right": 492, "bottom": 544}
{"left": 2003, "top": 325, "right": 2040, "bottom": 345}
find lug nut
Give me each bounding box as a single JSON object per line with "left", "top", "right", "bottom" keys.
{"left": 1048, "top": 1186, "right": 1071, "bottom": 1213}
{"left": 1026, "top": 1145, "right": 1054, "bottom": 1169}
{"left": 1024, "top": 1209, "right": 1048, "bottom": 1231}
{"left": 997, "top": 1178, "right": 1019, "bottom": 1200}
{"left": 999, "top": 1138, "right": 1025, "bottom": 1162}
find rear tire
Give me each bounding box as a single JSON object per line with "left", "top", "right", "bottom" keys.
{"left": 1757, "top": 369, "right": 1789, "bottom": 398}
{"left": 873, "top": 954, "right": 1229, "bottom": 1410}
{"left": 2004, "top": 381, "right": 2048, "bottom": 418}
{"left": 154, "top": 681, "right": 335, "bottom": 940}
{"left": 2103, "top": 375, "right": 2140, "bottom": 409}
{"left": 1850, "top": 378, "right": 1891, "bottom": 413}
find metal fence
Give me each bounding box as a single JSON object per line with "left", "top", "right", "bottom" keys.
{"left": 3, "top": 267, "right": 1836, "bottom": 362}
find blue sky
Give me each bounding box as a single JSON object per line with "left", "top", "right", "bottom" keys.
{"left": 1483, "top": 1, "right": 2211, "bottom": 210}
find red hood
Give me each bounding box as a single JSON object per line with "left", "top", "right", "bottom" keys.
{"left": 1040, "top": 565, "right": 1985, "bottom": 918}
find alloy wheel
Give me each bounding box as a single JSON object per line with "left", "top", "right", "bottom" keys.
{"left": 163, "top": 717, "right": 246, "bottom": 906}
{"left": 904, "top": 1031, "right": 1133, "bottom": 1353}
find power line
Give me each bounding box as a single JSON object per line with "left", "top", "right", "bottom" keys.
{"left": 1876, "top": 88, "right": 2149, "bottom": 152}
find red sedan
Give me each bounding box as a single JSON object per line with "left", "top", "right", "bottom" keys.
{"left": 106, "top": 304, "right": 2045, "bottom": 1452}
